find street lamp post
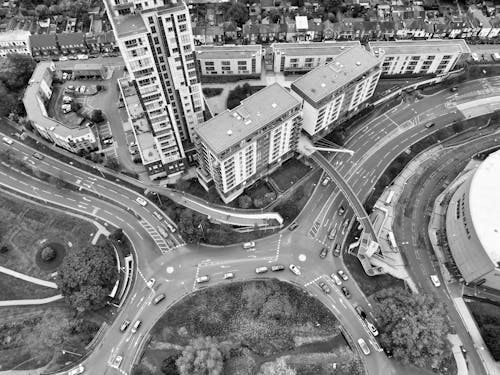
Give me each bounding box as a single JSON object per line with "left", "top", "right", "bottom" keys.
{"left": 62, "top": 349, "right": 82, "bottom": 357}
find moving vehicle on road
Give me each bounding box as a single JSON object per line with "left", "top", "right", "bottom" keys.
{"left": 288, "top": 222, "right": 298, "bottom": 231}
{"left": 271, "top": 264, "right": 285, "bottom": 272}
{"left": 319, "top": 247, "right": 328, "bottom": 258}
{"left": 450, "top": 87, "right": 458, "bottom": 92}
{"left": 338, "top": 206, "right": 345, "bottom": 216}
{"left": 152, "top": 293, "right": 165, "bottom": 305}
{"left": 196, "top": 275, "right": 210, "bottom": 283}
{"left": 337, "top": 269, "right": 348, "bottom": 281}
{"left": 32, "top": 152, "right": 44, "bottom": 160}
{"left": 157, "top": 226, "right": 169, "bottom": 238}
{"left": 153, "top": 211, "right": 163, "bottom": 220}
{"left": 322, "top": 176, "right": 330, "bottom": 186}
{"left": 341, "top": 287, "right": 351, "bottom": 299}
{"left": 289, "top": 264, "right": 301, "bottom": 276}
{"left": 255, "top": 266, "right": 268, "bottom": 274}
{"left": 333, "top": 244, "right": 341, "bottom": 257}
{"left": 223, "top": 272, "right": 235, "bottom": 279}
{"left": 355, "top": 306, "right": 367, "bottom": 319}
{"left": 166, "top": 223, "right": 176, "bottom": 233}
{"left": 425, "top": 122, "right": 435, "bottom": 128}
{"left": 68, "top": 365, "right": 85, "bottom": 375}
{"left": 120, "top": 320, "right": 130, "bottom": 332}
{"left": 112, "top": 355, "right": 123, "bottom": 368}
{"left": 318, "top": 281, "right": 330, "bottom": 294}
{"left": 135, "top": 197, "right": 147, "bottom": 206}
{"left": 242, "top": 241, "right": 255, "bottom": 249}
{"left": 328, "top": 227, "right": 337, "bottom": 240}
{"left": 147, "top": 278, "right": 155, "bottom": 288}
{"left": 430, "top": 274, "right": 441, "bottom": 287}
{"left": 366, "top": 320, "right": 379, "bottom": 336}
{"left": 131, "top": 320, "right": 141, "bottom": 333}
{"left": 330, "top": 273, "right": 342, "bottom": 286}
{"left": 2, "top": 136, "right": 13, "bottom": 145}
{"left": 358, "top": 338, "right": 371, "bottom": 355}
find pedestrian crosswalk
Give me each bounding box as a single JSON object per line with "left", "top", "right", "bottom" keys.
{"left": 304, "top": 275, "right": 323, "bottom": 287}
{"left": 309, "top": 220, "right": 321, "bottom": 238}
{"left": 139, "top": 219, "right": 171, "bottom": 254}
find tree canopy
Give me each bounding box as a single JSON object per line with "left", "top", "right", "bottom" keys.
{"left": 258, "top": 358, "right": 296, "bottom": 375}
{"left": 56, "top": 242, "right": 118, "bottom": 311}
{"left": 176, "top": 336, "right": 224, "bottom": 375}
{"left": 373, "top": 288, "right": 451, "bottom": 369}
{"left": 177, "top": 209, "right": 209, "bottom": 244}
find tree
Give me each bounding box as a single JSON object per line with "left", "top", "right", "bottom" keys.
{"left": 90, "top": 109, "right": 105, "bottom": 123}
{"left": 177, "top": 209, "right": 209, "bottom": 244}
{"left": 259, "top": 358, "right": 296, "bottom": 375}
{"left": 41, "top": 246, "right": 56, "bottom": 262}
{"left": 223, "top": 2, "right": 249, "bottom": 27}
{"left": 24, "top": 310, "right": 71, "bottom": 355}
{"left": 161, "top": 353, "right": 181, "bottom": 375}
{"left": 226, "top": 83, "right": 256, "bottom": 110}
{"left": 373, "top": 288, "right": 451, "bottom": 370}
{"left": 238, "top": 195, "right": 253, "bottom": 209}
{"left": 104, "top": 158, "right": 121, "bottom": 171}
{"left": 0, "top": 245, "right": 8, "bottom": 253}
{"left": 109, "top": 228, "right": 125, "bottom": 243}
{"left": 35, "top": 4, "right": 49, "bottom": 17}
{"left": 70, "top": 101, "right": 82, "bottom": 112}
{"left": 176, "top": 337, "right": 224, "bottom": 375}
{"left": 48, "top": 4, "right": 61, "bottom": 15}
{"left": 0, "top": 81, "right": 17, "bottom": 117}
{"left": 0, "top": 54, "right": 36, "bottom": 91}
{"left": 482, "top": 324, "right": 500, "bottom": 359}
{"left": 56, "top": 242, "right": 118, "bottom": 312}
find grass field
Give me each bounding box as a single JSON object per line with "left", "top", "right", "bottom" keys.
{"left": 138, "top": 280, "right": 364, "bottom": 375}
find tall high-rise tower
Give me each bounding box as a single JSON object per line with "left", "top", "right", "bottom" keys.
{"left": 105, "top": 0, "right": 204, "bottom": 178}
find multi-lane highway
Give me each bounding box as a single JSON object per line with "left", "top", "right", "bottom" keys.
{"left": 2, "top": 76, "right": 500, "bottom": 375}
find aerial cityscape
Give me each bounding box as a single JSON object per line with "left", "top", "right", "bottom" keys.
{"left": 0, "top": 0, "right": 500, "bottom": 374}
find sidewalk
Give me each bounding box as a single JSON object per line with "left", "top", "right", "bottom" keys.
{"left": 0, "top": 265, "right": 58, "bottom": 288}
{"left": 0, "top": 295, "right": 63, "bottom": 307}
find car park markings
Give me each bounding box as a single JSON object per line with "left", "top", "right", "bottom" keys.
{"left": 304, "top": 276, "right": 323, "bottom": 287}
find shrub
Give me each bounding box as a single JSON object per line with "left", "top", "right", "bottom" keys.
{"left": 0, "top": 245, "right": 9, "bottom": 253}
{"left": 238, "top": 195, "right": 253, "bottom": 209}
{"left": 41, "top": 246, "right": 56, "bottom": 262}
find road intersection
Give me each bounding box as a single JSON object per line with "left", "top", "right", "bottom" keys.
{"left": 2, "top": 77, "right": 500, "bottom": 375}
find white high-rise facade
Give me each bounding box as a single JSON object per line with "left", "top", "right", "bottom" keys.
{"left": 105, "top": 0, "right": 204, "bottom": 178}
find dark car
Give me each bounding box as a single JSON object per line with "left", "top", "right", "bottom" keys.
{"left": 341, "top": 287, "right": 351, "bottom": 299}
{"left": 333, "top": 244, "right": 341, "bottom": 257}
{"left": 271, "top": 264, "right": 285, "bottom": 272}
{"left": 450, "top": 87, "right": 458, "bottom": 92}
{"left": 355, "top": 305, "right": 367, "bottom": 319}
{"left": 152, "top": 293, "right": 166, "bottom": 305}
{"left": 32, "top": 152, "right": 44, "bottom": 160}
{"left": 318, "top": 281, "right": 330, "bottom": 294}
{"left": 288, "top": 222, "right": 298, "bottom": 231}
{"left": 120, "top": 320, "right": 130, "bottom": 332}
{"left": 338, "top": 206, "right": 345, "bottom": 216}
{"left": 319, "top": 247, "right": 328, "bottom": 259}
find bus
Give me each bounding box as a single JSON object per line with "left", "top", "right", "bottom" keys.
{"left": 384, "top": 190, "right": 394, "bottom": 206}
{"left": 387, "top": 231, "right": 397, "bottom": 250}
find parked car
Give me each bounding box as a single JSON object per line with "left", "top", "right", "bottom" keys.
{"left": 223, "top": 272, "right": 235, "bottom": 280}
{"left": 330, "top": 273, "right": 342, "bottom": 286}
{"left": 59, "top": 56, "right": 69, "bottom": 61}
{"left": 289, "top": 264, "right": 301, "bottom": 276}
{"left": 338, "top": 205, "right": 345, "bottom": 216}
{"left": 152, "top": 293, "right": 165, "bottom": 305}
{"left": 2, "top": 136, "right": 13, "bottom": 145}
{"left": 131, "top": 320, "right": 141, "bottom": 334}
{"left": 242, "top": 241, "right": 255, "bottom": 249}
{"left": 255, "top": 266, "right": 268, "bottom": 274}
{"left": 318, "top": 281, "right": 330, "bottom": 294}
{"left": 333, "top": 244, "right": 341, "bottom": 257}
{"left": 430, "top": 274, "right": 441, "bottom": 287}
{"left": 319, "top": 247, "right": 328, "bottom": 259}
{"left": 337, "top": 269, "right": 348, "bottom": 281}
{"left": 146, "top": 278, "right": 155, "bottom": 288}
{"left": 271, "top": 264, "right": 285, "bottom": 272}
{"left": 322, "top": 176, "right": 330, "bottom": 186}
{"left": 196, "top": 275, "right": 209, "bottom": 284}
{"left": 341, "top": 287, "right": 351, "bottom": 299}
{"left": 120, "top": 320, "right": 130, "bottom": 332}
{"left": 328, "top": 227, "right": 337, "bottom": 240}
{"left": 77, "top": 54, "right": 89, "bottom": 60}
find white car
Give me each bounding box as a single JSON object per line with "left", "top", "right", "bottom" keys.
{"left": 2, "top": 136, "right": 13, "bottom": 145}
{"left": 358, "top": 338, "right": 371, "bottom": 355}
{"left": 330, "top": 273, "right": 342, "bottom": 286}
{"left": 322, "top": 176, "right": 331, "bottom": 186}
{"left": 135, "top": 197, "right": 147, "bottom": 206}
{"left": 131, "top": 320, "right": 141, "bottom": 334}
{"left": 430, "top": 274, "right": 441, "bottom": 287}
{"left": 59, "top": 56, "right": 69, "bottom": 61}
{"left": 196, "top": 275, "right": 209, "bottom": 283}
{"left": 289, "top": 264, "right": 301, "bottom": 276}
{"left": 146, "top": 278, "right": 155, "bottom": 288}
{"left": 223, "top": 272, "right": 235, "bottom": 280}
{"left": 366, "top": 321, "right": 379, "bottom": 337}
{"left": 77, "top": 54, "right": 89, "bottom": 60}
{"left": 112, "top": 355, "right": 123, "bottom": 368}
{"left": 68, "top": 365, "right": 85, "bottom": 375}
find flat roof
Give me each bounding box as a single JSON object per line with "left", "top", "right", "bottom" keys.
{"left": 469, "top": 150, "right": 500, "bottom": 264}
{"left": 195, "top": 44, "right": 261, "bottom": 60}
{"left": 23, "top": 62, "right": 92, "bottom": 139}
{"left": 113, "top": 13, "right": 147, "bottom": 38}
{"left": 272, "top": 41, "right": 361, "bottom": 57}
{"left": 368, "top": 39, "right": 471, "bottom": 55}
{"left": 73, "top": 63, "right": 104, "bottom": 71}
{"left": 0, "top": 29, "right": 30, "bottom": 42}
{"left": 291, "top": 46, "right": 381, "bottom": 104}
{"left": 196, "top": 83, "right": 300, "bottom": 155}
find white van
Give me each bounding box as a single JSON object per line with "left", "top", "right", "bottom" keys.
{"left": 242, "top": 241, "right": 255, "bottom": 249}
{"left": 196, "top": 275, "right": 210, "bottom": 283}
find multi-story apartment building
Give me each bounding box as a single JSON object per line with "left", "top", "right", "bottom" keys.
{"left": 194, "top": 83, "right": 302, "bottom": 203}
{"left": 23, "top": 62, "right": 97, "bottom": 153}
{"left": 0, "top": 30, "right": 31, "bottom": 57}
{"left": 270, "top": 41, "right": 361, "bottom": 73}
{"left": 368, "top": 39, "right": 470, "bottom": 76}
{"left": 195, "top": 44, "right": 262, "bottom": 78}
{"left": 291, "top": 46, "right": 382, "bottom": 139}
{"left": 104, "top": 0, "right": 205, "bottom": 178}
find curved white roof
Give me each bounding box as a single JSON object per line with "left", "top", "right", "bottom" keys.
{"left": 469, "top": 150, "right": 500, "bottom": 264}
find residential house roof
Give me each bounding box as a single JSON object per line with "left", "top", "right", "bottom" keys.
{"left": 57, "top": 32, "right": 85, "bottom": 47}
{"left": 30, "top": 33, "right": 57, "bottom": 49}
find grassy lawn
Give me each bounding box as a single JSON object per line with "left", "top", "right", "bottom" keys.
{"left": 0, "top": 273, "right": 57, "bottom": 301}
{"left": 269, "top": 158, "right": 313, "bottom": 193}
{"left": 466, "top": 300, "right": 500, "bottom": 360}
{"left": 138, "top": 280, "right": 364, "bottom": 375}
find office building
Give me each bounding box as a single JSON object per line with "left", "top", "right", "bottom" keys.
{"left": 0, "top": 30, "right": 31, "bottom": 57}
{"left": 194, "top": 83, "right": 302, "bottom": 203}
{"left": 270, "top": 41, "right": 361, "bottom": 73}
{"left": 446, "top": 150, "right": 500, "bottom": 291}
{"left": 23, "top": 62, "right": 97, "bottom": 153}
{"left": 195, "top": 44, "right": 262, "bottom": 77}
{"left": 104, "top": 0, "right": 204, "bottom": 178}
{"left": 291, "top": 46, "right": 381, "bottom": 138}
{"left": 368, "top": 39, "right": 470, "bottom": 76}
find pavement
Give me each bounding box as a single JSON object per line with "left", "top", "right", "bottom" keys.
{"left": 0, "top": 265, "right": 58, "bottom": 289}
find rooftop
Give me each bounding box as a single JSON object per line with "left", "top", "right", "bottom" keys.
{"left": 195, "top": 44, "right": 262, "bottom": 60}
{"left": 73, "top": 63, "right": 104, "bottom": 71}
{"left": 272, "top": 41, "right": 361, "bottom": 57}
{"left": 368, "top": 39, "right": 471, "bottom": 55}
{"left": 469, "top": 149, "right": 500, "bottom": 264}
{"left": 0, "top": 29, "right": 30, "bottom": 42}
{"left": 196, "top": 83, "right": 300, "bottom": 155}
{"left": 291, "top": 46, "right": 381, "bottom": 104}
{"left": 112, "top": 12, "right": 147, "bottom": 38}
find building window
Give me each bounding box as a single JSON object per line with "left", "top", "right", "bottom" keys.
{"left": 150, "top": 25, "right": 156, "bottom": 33}
{"left": 179, "top": 24, "right": 187, "bottom": 32}
{"left": 183, "top": 45, "right": 191, "bottom": 52}
{"left": 148, "top": 16, "right": 154, "bottom": 24}
{"left": 153, "top": 37, "right": 159, "bottom": 44}
{"left": 237, "top": 60, "right": 247, "bottom": 65}
{"left": 221, "top": 60, "right": 230, "bottom": 66}
{"left": 177, "top": 14, "right": 187, "bottom": 22}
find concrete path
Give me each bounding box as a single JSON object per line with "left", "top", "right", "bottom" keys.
{"left": 448, "top": 334, "right": 469, "bottom": 375}
{"left": 0, "top": 265, "right": 58, "bottom": 288}
{"left": 0, "top": 295, "right": 63, "bottom": 307}
{"left": 91, "top": 220, "right": 111, "bottom": 245}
